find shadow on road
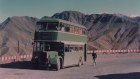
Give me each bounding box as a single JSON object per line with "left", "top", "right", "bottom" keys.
{"left": 0, "top": 61, "right": 34, "bottom": 70}
{"left": 95, "top": 72, "right": 140, "bottom": 79}
{"left": 0, "top": 61, "right": 77, "bottom": 71}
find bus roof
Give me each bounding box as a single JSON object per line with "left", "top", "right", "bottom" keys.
{"left": 37, "top": 17, "right": 86, "bottom": 29}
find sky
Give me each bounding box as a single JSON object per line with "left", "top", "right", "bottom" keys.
{"left": 0, "top": 0, "right": 140, "bottom": 22}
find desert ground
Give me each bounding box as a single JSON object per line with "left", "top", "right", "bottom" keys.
{"left": 0, "top": 53, "right": 140, "bottom": 79}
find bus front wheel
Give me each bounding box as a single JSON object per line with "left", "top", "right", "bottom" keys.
{"left": 56, "top": 59, "right": 61, "bottom": 70}
{"left": 78, "top": 57, "right": 83, "bottom": 66}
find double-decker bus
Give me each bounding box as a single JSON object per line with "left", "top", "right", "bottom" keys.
{"left": 31, "top": 17, "right": 87, "bottom": 70}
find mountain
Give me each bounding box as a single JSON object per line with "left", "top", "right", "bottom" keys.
{"left": 1, "top": 11, "right": 140, "bottom": 56}
{"left": 0, "top": 16, "right": 38, "bottom": 56}
{"left": 52, "top": 11, "right": 140, "bottom": 50}
{"left": 133, "top": 17, "right": 140, "bottom": 23}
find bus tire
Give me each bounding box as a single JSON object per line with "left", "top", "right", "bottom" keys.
{"left": 56, "top": 59, "right": 61, "bottom": 70}
{"left": 78, "top": 57, "right": 83, "bottom": 66}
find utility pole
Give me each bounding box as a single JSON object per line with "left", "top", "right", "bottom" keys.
{"left": 18, "top": 40, "right": 19, "bottom": 54}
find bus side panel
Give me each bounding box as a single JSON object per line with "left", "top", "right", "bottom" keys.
{"left": 63, "top": 51, "right": 84, "bottom": 67}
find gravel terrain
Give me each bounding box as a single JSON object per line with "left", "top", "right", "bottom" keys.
{"left": 0, "top": 53, "right": 140, "bottom": 79}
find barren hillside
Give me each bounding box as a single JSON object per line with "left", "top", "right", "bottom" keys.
{"left": 52, "top": 11, "right": 140, "bottom": 50}
{"left": 0, "top": 16, "right": 38, "bottom": 56}
{"left": 1, "top": 11, "right": 140, "bottom": 56}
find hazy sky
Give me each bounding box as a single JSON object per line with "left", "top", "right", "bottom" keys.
{"left": 0, "top": 0, "right": 140, "bottom": 22}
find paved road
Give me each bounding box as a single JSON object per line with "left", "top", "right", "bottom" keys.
{"left": 0, "top": 54, "right": 140, "bottom": 79}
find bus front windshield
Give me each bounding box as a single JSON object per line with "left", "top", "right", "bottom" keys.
{"left": 33, "top": 42, "right": 44, "bottom": 51}
{"left": 37, "top": 22, "right": 58, "bottom": 31}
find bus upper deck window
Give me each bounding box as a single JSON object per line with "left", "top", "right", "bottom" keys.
{"left": 65, "top": 46, "right": 69, "bottom": 52}
{"left": 47, "top": 22, "right": 58, "bottom": 30}
{"left": 37, "top": 23, "right": 47, "bottom": 31}
{"left": 61, "top": 26, "right": 65, "bottom": 31}
{"left": 82, "top": 29, "right": 86, "bottom": 35}
{"left": 56, "top": 26, "right": 61, "bottom": 31}
{"left": 60, "top": 23, "right": 65, "bottom": 32}
{"left": 65, "top": 27, "right": 70, "bottom": 32}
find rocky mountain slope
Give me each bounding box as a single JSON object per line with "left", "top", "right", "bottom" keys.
{"left": 0, "top": 16, "right": 37, "bottom": 56}
{"left": 52, "top": 11, "right": 140, "bottom": 50}
{"left": 0, "top": 11, "right": 140, "bottom": 56}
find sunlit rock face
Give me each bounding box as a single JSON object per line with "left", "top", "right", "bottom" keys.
{"left": 1, "top": 11, "right": 140, "bottom": 56}
{"left": 52, "top": 11, "right": 140, "bottom": 50}
{"left": 0, "top": 16, "right": 38, "bottom": 56}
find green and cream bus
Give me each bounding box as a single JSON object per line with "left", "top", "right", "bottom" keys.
{"left": 31, "top": 17, "right": 87, "bottom": 70}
